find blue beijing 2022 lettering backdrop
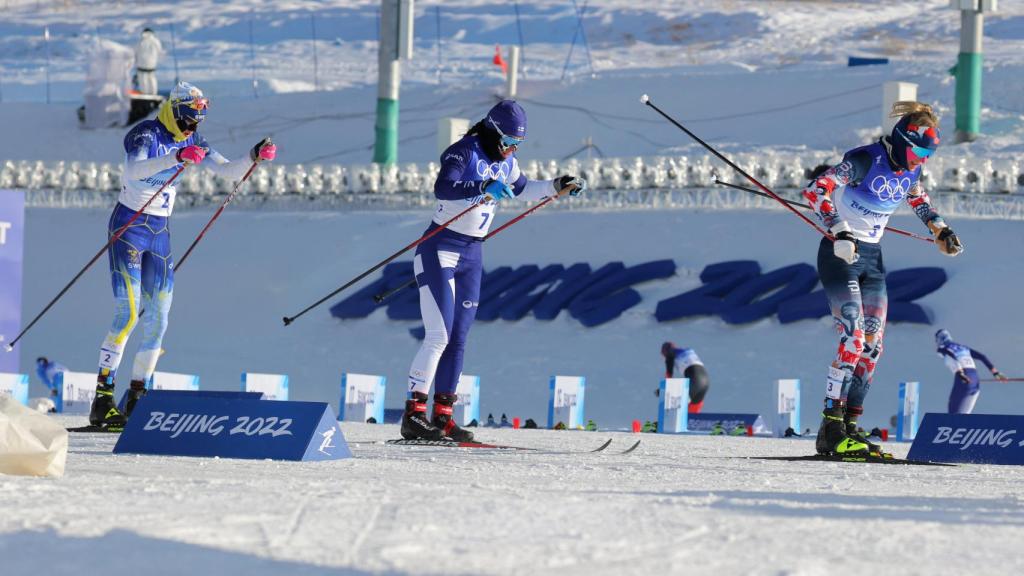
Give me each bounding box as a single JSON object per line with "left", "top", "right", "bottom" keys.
{"left": 330, "top": 259, "right": 946, "bottom": 339}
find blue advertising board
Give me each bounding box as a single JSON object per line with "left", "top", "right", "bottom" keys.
{"left": 0, "top": 189, "right": 25, "bottom": 371}
{"left": 687, "top": 412, "right": 766, "bottom": 434}
{"left": 907, "top": 413, "right": 1024, "bottom": 465}
{"left": 113, "top": 393, "right": 352, "bottom": 461}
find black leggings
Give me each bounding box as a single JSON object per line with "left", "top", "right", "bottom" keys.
{"left": 684, "top": 365, "right": 710, "bottom": 405}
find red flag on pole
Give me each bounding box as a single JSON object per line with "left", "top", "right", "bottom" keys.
{"left": 493, "top": 44, "right": 508, "bottom": 76}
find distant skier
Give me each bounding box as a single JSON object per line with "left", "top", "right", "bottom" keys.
{"left": 802, "top": 101, "right": 962, "bottom": 457}
{"left": 134, "top": 28, "right": 163, "bottom": 96}
{"left": 35, "top": 357, "right": 67, "bottom": 398}
{"left": 89, "top": 81, "right": 277, "bottom": 428}
{"left": 935, "top": 329, "right": 1007, "bottom": 414}
{"left": 659, "top": 342, "right": 710, "bottom": 413}
{"left": 402, "top": 100, "right": 587, "bottom": 442}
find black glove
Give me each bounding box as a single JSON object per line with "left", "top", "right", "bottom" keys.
{"left": 936, "top": 227, "right": 963, "bottom": 256}
{"left": 554, "top": 175, "right": 587, "bottom": 197}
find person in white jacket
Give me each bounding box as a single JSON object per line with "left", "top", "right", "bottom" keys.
{"left": 134, "top": 28, "right": 162, "bottom": 95}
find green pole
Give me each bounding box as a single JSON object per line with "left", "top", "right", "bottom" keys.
{"left": 954, "top": 7, "right": 985, "bottom": 143}
{"left": 373, "top": 97, "right": 399, "bottom": 164}
{"left": 373, "top": 0, "right": 406, "bottom": 165}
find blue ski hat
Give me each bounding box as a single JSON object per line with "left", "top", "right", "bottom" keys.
{"left": 891, "top": 115, "right": 940, "bottom": 170}
{"left": 935, "top": 329, "right": 952, "bottom": 347}
{"left": 486, "top": 100, "right": 527, "bottom": 143}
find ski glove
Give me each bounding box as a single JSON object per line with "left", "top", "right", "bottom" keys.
{"left": 250, "top": 137, "right": 276, "bottom": 162}
{"left": 555, "top": 175, "right": 587, "bottom": 197}
{"left": 936, "top": 227, "right": 963, "bottom": 257}
{"left": 993, "top": 370, "right": 1009, "bottom": 382}
{"left": 481, "top": 179, "right": 515, "bottom": 202}
{"left": 176, "top": 145, "right": 206, "bottom": 165}
{"left": 832, "top": 230, "right": 858, "bottom": 265}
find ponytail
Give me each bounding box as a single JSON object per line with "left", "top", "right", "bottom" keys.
{"left": 890, "top": 101, "right": 939, "bottom": 127}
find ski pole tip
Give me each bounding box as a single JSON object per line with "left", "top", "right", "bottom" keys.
{"left": 282, "top": 317, "right": 292, "bottom": 327}
{"left": 372, "top": 295, "right": 384, "bottom": 304}
{"left": 640, "top": 94, "right": 650, "bottom": 104}
{"left": 4, "top": 343, "right": 13, "bottom": 352}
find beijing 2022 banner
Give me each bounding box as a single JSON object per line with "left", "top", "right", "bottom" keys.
{"left": 0, "top": 189, "right": 25, "bottom": 373}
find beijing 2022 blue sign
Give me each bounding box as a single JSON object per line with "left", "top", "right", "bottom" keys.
{"left": 330, "top": 259, "right": 946, "bottom": 333}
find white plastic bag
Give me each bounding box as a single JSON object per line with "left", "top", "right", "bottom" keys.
{"left": 0, "top": 397, "right": 68, "bottom": 477}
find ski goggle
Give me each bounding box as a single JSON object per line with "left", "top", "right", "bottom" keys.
{"left": 487, "top": 117, "right": 525, "bottom": 152}
{"left": 898, "top": 130, "right": 935, "bottom": 161}
{"left": 185, "top": 97, "right": 209, "bottom": 111}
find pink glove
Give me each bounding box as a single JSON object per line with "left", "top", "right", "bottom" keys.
{"left": 250, "top": 138, "right": 276, "bottom": 162}
{"left": 176, "top": 145, "right": 206, "bottom": 164}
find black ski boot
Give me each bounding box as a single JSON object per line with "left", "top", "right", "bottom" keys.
{"left": 815, "top": 400, "right": 869, "bottom": 456}
{"left": 845, "top": 406, "right": 890, "bottom": 458}
{"left": 401, "top": 392, "right": 444, "bottom": 441}
{"left": 432, "top": 393, "right": 475, "bottom": 442}
{"left": 125, "top": 379, "right": 148, "bottom": 419}
{"left": 88, "top": 376, "right": 127, "bottom": 428}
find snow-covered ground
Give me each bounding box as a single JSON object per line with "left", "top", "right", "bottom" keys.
{"left": 3, "top": 418, "right": 1024, "bottom": 576}
{"left": 3, "top": 1, "right": 1024, "bottom": 574}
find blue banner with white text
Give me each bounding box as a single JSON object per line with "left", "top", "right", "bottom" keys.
{"left": 114, "top": 394, "right": 352, "bottom": 461}
{"left": 908, "top": 413, "right": 1024, "bottom": 465}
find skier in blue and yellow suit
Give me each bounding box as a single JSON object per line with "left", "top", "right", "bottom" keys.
{"left": 89, "top": 81, "right": 277, "bottom": 427}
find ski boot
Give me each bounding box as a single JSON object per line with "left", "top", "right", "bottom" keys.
{"left": 845, "top": 408, "right": 891, "bottom": 458}
{"left": 815, "top": 400, "right": 869, "bottom": 456}
{"left": 88, "top": 376, "right": 127, "bottom": 428}
{"left": 432, "top": 393, "right": 474, "bottom": 442}
{"left": 124, "top": 379, "right": 148, "bottom": 419}
{"left": 401, "top": 391, "right": 444, "bottom": 441}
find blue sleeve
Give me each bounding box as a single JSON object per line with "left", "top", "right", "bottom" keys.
{"left": 433, "top": 143, "right": 483, "bottom": 200}
{"left": 195, "top": 133, "right": 211, "bottom": 151}
{"left": 124, "top": 125, "right": 158, "bottom": 161}
{"left": 36, "top": 364, "right": 53, "bottom": 390}
{"left": 510, "top": 173, "right": 528, "bottom": 196}
{"left": 839, "top": 149, "right": 873, "bottom": 187}
{"left": 969, "top": 348, "right": 995, "bottom": 371}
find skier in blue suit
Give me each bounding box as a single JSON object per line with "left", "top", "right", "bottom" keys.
{"left": 801, "top": 101, "right": 962, "bottom": 457}
{"left": 401, "top": 100, "right": 587, "bottom": 441}
{"left": 35, "top": 357, "right": 67, "bottom": 398}
{"left": 935, "top": 329, "right": 1008, "bottom": 414}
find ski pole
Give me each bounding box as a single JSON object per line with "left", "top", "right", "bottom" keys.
{"left": 981, "top": 378, "right": 1024, "bottom": 382}
{"left": 713, "top": 179, "right": 935, "bottom": 244}
{"left": 282, "top": 199, "right": 489, "bottom": 326}
{"left": 174, "top": 158, "right": 261, "bottom": 272}
{"left": 5, "top": 164, "right": 188, "bottom": 351}
{"left": 373, "top": 185, "right": 574, "bottom": 304}
{"left": 640, "top": 94, "right": 831, "bottom": 239}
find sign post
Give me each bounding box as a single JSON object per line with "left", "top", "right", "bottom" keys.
{"left": 657, "top": 377, "right": 689, "bottom": 433}
{"left": 547, "top": 375, "right": 586, "bottom": 429}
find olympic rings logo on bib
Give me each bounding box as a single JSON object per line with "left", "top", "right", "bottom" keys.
{"left": 869, "top": 175, "right": 912, "bottom": 202}
{"left": 477, "top": 160, "right": 510, "bottom": 181}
